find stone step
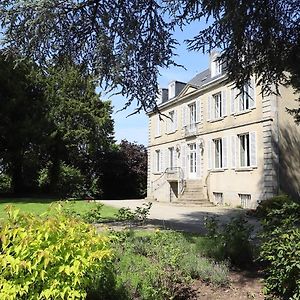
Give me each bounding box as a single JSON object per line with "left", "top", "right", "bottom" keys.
{"left": 181, "top": 192, "right": 206, "bottom": 198}
{"left": 172, "top": 199, "right": 214, "bottom": 207}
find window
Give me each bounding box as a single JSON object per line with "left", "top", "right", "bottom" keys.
{"left": 239, "top": 194, "right": 251, "bottom": 208}
{"left": 213, "top": 93, "right": 222, "bottom": 119}
{"left": 213, "top": 139, "right": 223, "bottom": 168}
{"left": 213, "top": 192, "right": 223, "bottom": 205}
{"left": 155, "top": 150, "right": 161, "bottom": 172}
{"left": 211, "top": 56, "right": 222, "bottom": 77}
{"left": 189, "top": 143, "right": 197, "bottom": 174}
{"left": 189, "top": 102, "right": 197, "bottom": 125}
{"left": 239, "top": 133, "right": 250, "bottom": 167}
{"left": 231, "top": 80, "right": 255, "bottom": 114}
{"left": 167, "top": 110, "right": 176, "bottom": 133}
{"left": 168, "top": 147, "right": 175, "bottom": 170}
{"left": 239, "top": 83, "right": 251, "bottom": 111}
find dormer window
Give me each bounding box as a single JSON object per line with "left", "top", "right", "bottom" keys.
{"left": 211, "top": 54, "right": 222, "bottom": 78}
{"left": 168, "top": 82, "right": 176, "bottom": 99}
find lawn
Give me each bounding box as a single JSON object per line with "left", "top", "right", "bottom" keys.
{"left": 0, "top": 197, "right": 118, "bottom": 220}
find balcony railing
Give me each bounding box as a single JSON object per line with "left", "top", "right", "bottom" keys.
{"left": 184, "top": 123, "right": 198, "bottom": 137}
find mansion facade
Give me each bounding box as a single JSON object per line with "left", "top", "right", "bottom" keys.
{"left": 147, "top": 54, "right": 300, "bottom": 208}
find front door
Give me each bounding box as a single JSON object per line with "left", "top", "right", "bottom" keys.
{"left": 188, "top": 143, "right": 197, "bottom": 179}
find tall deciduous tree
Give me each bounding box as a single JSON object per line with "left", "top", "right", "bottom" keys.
{"left": 0, "top": 1, "right": 299, "bottom": 121}
{"left": 102, "top": 140, "right": 147, "bottom": 199}
{"left": 0, "top": 56, "right": 49, "bottom": 193}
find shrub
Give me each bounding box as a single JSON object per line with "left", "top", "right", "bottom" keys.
{"left": 254, "top": 194, "right": 293, "bottom": 218}
{"left": 0, "top": 173, "right": 12, "bottom": 193}
{"left": 0, "top": 206, "right": 114, "bottom": 300}
{"left": 112, "top": 229, "right": 229, "bottom": 300}
{"left": 39, "top": 162, "right": 85, "bottom": 198}
{"left": 201, "top": 216, "right": 254, "bottom": 267}
{"left": 114, "top": 202, "right": 152, "bottom": 224}
{"left": 259, "top": 201, "right": 300, "bottom": 299}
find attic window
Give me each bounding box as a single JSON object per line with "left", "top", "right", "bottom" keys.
{"left": 211, "top": 55, "right": 222, "bottom": 78}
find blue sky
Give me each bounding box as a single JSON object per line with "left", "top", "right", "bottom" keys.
{"left": 109, "top": 22, "right": 210, "bottom": 146}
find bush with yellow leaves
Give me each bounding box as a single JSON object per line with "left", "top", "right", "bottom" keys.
{"left": 0, "top": 206, "right": 114, "bottom": 300}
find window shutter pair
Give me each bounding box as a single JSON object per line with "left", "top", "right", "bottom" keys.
{"left": 230, "top": 132, "right": 257, "bottom": 168}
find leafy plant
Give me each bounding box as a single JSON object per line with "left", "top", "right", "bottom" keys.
{"left": 0, "top": 173, "right": 11, "bottom": 193}
{"left": 254, "top": 194, "right": 294, "bottom": 218}
{"left": 0, "top": 206, "right": 114, "bottom": 299}
{"left": 259, "top": 201, "right": 300, "bottom": 299}
{"left": 202, "top": 216, "right": 254, "bottom": 267}
{"left": 114, "top": 202, "right": 152, "bottom": 224}
{"left": 83, "top": 202, "right": 104, "bottom": 223}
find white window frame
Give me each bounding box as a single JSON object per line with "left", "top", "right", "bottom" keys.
{"left": 189, "top": 143, "right": 197, "bottom": 174}
{"left": 239, "top": 83, "right": 251, "bottom": 112}
{"left": 239, "top": 133, "right": 250, "bottom": 167}
{"left": 155, "top": 115, "right": 161, "bottom": 137}
{"left": 213, "top": 138, "right": 223, "bottom": 169}
{"left": 189, "top": 102, "right": 197, "bottom": 126}
{"left": 168, "top": 147, "right": 175, "bottom": 170}
{"left": 167, "top": 110, "right": 176, "bottom": 134}
{"left": 213, "top": 92, "right": 222, "bottom": 119}
{"left": 211, "top": 56, "right": 222, "bottom": 77}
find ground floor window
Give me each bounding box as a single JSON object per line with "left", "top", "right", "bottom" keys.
{"left": 239, "top": 193, "right": 251, "bottom": 208}
{"left": 168, "top": 147, "right": 175, "bottom": 170}
{"left": 213, "top": 192, "right": 223, "bottom": 205}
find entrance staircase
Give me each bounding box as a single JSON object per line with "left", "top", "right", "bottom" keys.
{"left": 173, "top": 180, "right": 213, "bottom": 206}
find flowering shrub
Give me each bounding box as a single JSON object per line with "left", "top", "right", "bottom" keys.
{"left": 0, "top": 206, "right": 113, "bottom": 299}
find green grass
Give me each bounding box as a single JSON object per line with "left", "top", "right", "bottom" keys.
{"left": 0, "top": 197, "right": 118, "bottom": 220}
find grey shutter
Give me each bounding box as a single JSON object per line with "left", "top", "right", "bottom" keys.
{"left": 249, "top": 77, "right": 256, "bottom": 108}
{"left": 152, "top": 150, "right": 156, "bottom": 173}
{"left": 160, "top": 149, "right": 164, "bottom": 172}
{"left": 207, "top": 96, "right": 212, "bottom": 121}
{"left": 231, "top": 136, "right": 236, "bottom": 169}
{"left": 196, "top": 98, "right": 201, "bottom": 123}
{"left": 222, "top": 137, "right": 228, "bottom": 168}
{"left": 196, "top": 143, "right": 201, "bottom": 177}
{"left": 208, "top": 139, "right": 212, "bottom": 170}
{"left": 174, "top": 110, "right": 177, "bottom": 131}
{"left": 182, "top": 106, "right": 186, "bottom": 127}
{"left": 250, "top": 132, "right": 257, "bottom": 166}
{"left": 156, "top": 115, "right": 160, "bottom": 136}
{"left": 222, "top": 90, "right": 227, "bottom": 117}
{"left": 181, "top": 144, "right": 186, "bottom": 178}
{"left": 173, "top": 147, "right": 177, "bottom": 168}
{"left": 231, "top": 88, "right": 236, "bottom": 115}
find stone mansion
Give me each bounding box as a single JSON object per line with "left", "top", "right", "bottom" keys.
{"left": 147, "top": 53, "right": 300, "bottom": 208}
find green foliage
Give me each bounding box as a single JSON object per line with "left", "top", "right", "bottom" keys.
{"left": 114, "top": 202, "right": 152, "bottom": 224}
{"left": 254, "top": 194, "right": 294, "bottom": 218}
{"left": 0, "top": 173, "right": 12, "bottom": 193}
{"left": 0, "top": 206, "right": 114, "bottom": 299}
{"left": 259, "top": 201, "right": 300, "bottom": 299}
{"left": 39, "top": 162, "right": 85, "bottom": 198}
{"left": 202, "top": 216, "right": 254, "bottom": 267}
{"left": 112, "top": 230, "right": 229, "bottom": 300}
{"left": 83, "top": 203, "right": 104, "bottom": 223}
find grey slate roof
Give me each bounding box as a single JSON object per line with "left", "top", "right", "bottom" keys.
{"left": 188, "top": 69, "right": 210, "bottom": 87}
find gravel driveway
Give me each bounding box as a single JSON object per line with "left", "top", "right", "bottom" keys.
{"left": 100, "top": 199, "right": 260, "bottom": 233}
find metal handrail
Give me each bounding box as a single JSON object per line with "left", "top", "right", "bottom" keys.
{"left": 151, "top": 167, "right": 185, "bottom": 195}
